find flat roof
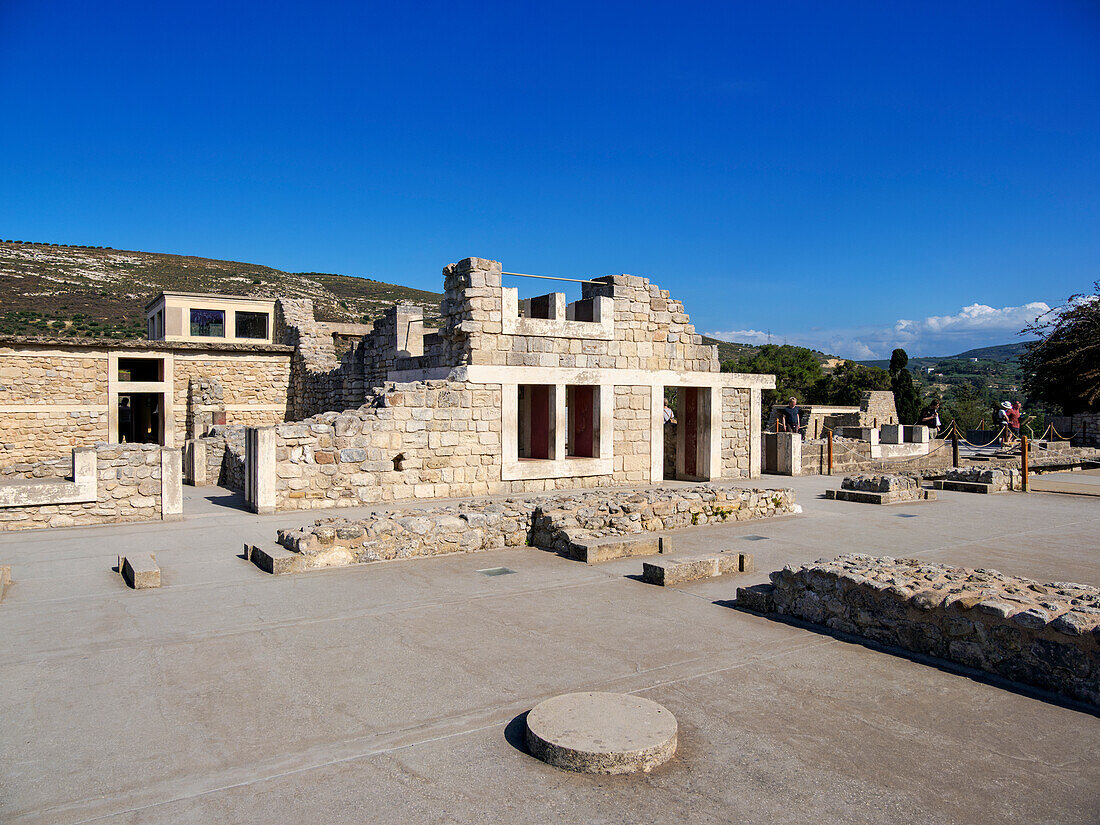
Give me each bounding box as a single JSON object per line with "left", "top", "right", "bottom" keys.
{"left": 0, "top": 334, "right": 293, "bottom": 354}
{"left": 144, "top": 291, "right": 278, "bottom": 311}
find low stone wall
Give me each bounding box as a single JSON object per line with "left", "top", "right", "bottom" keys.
{"left": 188, "top": 425, "right": 247, "bottom": 490}
{"left": 944, "top": 466, "right": 1022, "bottom": 491}
{"left": 800, "top": 440, "right": 1100, "bottom": 477}
{"left": 0, "top": 455, "right": 73, "bottom": 480}
{"left": 841, "top": 474, "right": 922, "bottom": 494}
{"left": 740, "top": 554, "right": 1099, "bottom": 707}
{"left": 274, "top": 484, "right": 797, "bottom": 570}
{"left": 0, "top": 444, "right": 182, "bottom": 531}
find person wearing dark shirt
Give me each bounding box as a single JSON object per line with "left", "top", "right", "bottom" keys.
{"left": 917, "top": 400, "right": 941, "bottom": 432}
{"left": 779, "top": 397, "right": 802, "bottom": 434}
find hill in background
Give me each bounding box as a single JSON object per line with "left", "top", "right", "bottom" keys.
{"left": 0, "top": 240, "right": 442, "bottom": 339}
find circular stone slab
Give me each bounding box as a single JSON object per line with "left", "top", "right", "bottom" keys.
{"left": 525, "top": 692, "right": 677, "bottom": 774}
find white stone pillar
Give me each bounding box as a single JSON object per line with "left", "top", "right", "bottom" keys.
{"left": 161, "top": 447, "right": 184, "bottom": 520}
{"left": 748, "top": 388, "right": 762, "bottom": 479}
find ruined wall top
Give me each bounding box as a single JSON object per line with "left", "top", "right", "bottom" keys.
{"left": 423, "top": 257, "right": 719, "bottom": 374}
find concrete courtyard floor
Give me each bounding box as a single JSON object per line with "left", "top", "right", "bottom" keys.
{"left": 1, "top": 474, "right": 1098, "bottom": 825}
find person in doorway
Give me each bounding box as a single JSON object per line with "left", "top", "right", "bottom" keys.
{"left": 917, "top": 399, "right": 941, "bottom": 433}
{"left": 663, "top": 402, "right": 676, "bottom": 425}
{"left": 118, "top": 397, "right": 132, "bottom": 443}
{"left": 779, "top": 397, "right": 802, "bottom": 435}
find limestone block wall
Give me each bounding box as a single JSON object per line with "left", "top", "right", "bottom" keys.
{"left": 433, "top": 258, "right": 720, "bottom": 374}
{"left": 277, "top": 298, "right": 367, "bottom": 419}
{"left": 753, "top": 554, "right": 1099, "bottom": 707}
{"left": 187, "top": 425, "right": 247, "bottom": 490}
{"left": 174, "top": 355, "right": 290, "bottom": 443}
{"left": 613, "top": 386, "right": 652, "bottom": 483}
{"left": 0, "top": 350, "right": 109, "bottom": 464}
{"left": 275, "top": 484, "right": 797, "bottom": 568}
{"left": 0, "top": 443, "right": 182, "bottom": 531}
{"left": 273, "top": 381, "right": 503, "bottom": 509}
{"left": 722, "top": 388, "right": 751, "bottom": 478}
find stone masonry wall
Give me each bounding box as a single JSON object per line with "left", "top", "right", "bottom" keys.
{"left": 193, "top": 425, "right": 247, "bottom": 490}
{"left": 439, "top": 258, "right": 719, "bottom": 373}
{"left": 0, "top": 443, "right": 174, "bottom": 531}
{"left": 275, "top": 484, "right": 797, "bottom": 568}
{"left": 1050, "top": 412, "right": 1100, "bottom": 448}
{"left": 722, "top": 387, "right": 751, "bottom": 479}
{"left": 174, "top": 355, "right": 289, "bottom": 443}
{"left": 613, "top": 385, "right": 652, "bottom": 483}
{"left": 274, "top": 381, "right": 503, "bottom": 509}
{"left": 745, "top": 554, "right": 1099, "bottom": 707}
{"left": 0, "top": 351, "right": 109, "bottom": 464}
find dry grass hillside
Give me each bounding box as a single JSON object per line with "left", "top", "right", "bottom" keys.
{"left": 0, "top": 241, "right": 443, "bottom": 339}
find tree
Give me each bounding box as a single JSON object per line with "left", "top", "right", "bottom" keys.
{"left": 889, "top": 348, "right": 923, "bottom": 423}
{"left": 1020, "top": 280, "right": 1100, "bottom": 412}
{"left": 943, "top": 382, "right": 986, "bottom": 433}
{"left": 723, "top": 344, "right": 825, "bottom": 412}
{"left": 817, "top": 361, "right": 891, "bottom": 405}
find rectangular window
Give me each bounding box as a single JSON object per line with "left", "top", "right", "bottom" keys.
{"left": 518, "top": 384, "right": 553, "bottom": 459}
{"left": 118, "top": 358, "right": 163, "bottom": 382}
{"left": 566, "top": 385, "right": 597, "bottom": 457}
{"left": 235, "top": 311, "right": 269, "bottom": 339}
{"left": 190, "top": 308, "right": 225, "bottom": 337}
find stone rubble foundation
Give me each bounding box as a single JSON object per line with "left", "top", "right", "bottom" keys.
{"left": 737, "top": 554, "right": 1100, "bottom": 707}
{"left": 825, "top": 473, "right": 935, "bottom": 504}
{"left": 273, "top": 484, "right": 797, "bottom": 571}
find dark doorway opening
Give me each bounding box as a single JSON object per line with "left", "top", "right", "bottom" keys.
{"left": 567, "top": 385, "right": 596, "bottom": 458}
{"left": 119, "top": 393, "right": 163, "bottom": 444}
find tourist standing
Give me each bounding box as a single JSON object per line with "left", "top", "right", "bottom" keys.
{"left": 779, "top": 397, "right": 802, "bottom": 435}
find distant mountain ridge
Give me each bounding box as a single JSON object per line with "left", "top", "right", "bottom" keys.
{"left": 857, "top": 340, "right": 1034, "bottom": 370}
{"left": 0, "top": 240, "right": 443, "bottom": 338}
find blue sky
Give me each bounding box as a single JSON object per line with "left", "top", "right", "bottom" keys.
{"left": 1, "top": 1, "right": 1097, "bottom": 358}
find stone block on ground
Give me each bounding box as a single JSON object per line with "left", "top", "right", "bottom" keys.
{"left": 827, "top": 474, "right": 934, "bottom": 504}
{"left": 642, "top": 552, "right": 754, "bottom": 586}
{"left": 118, "top": 553, "right": 160, "bottom": 589}
{"left": 0, "top": 564, "right": 10, "bottom": 601}
{"left": 247, "top": 543, "right": 303, "bottom": 575}
{"left": 736, "top": 582, "right": 776, "bottom": 613}
{"left": 571, "top": 535, "right": 662, "bottom": 564}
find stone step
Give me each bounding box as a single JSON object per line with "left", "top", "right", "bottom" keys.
{"left": 568, "top": 535, "right": 668, "bottom": 564}
{"left": 246, "top": 543, "right": 303, "bottom": 575}
{"left": 118, "top": 553, "right": 160, "bottom": 589}
{"left": 642, "top": 552, "right": 754, "bottom": 586}
{"left": 932, "top": 480, "right": 1005, "bottom": 494}
{"left": 825, "top": 489, "right": 935, "bottom": 505}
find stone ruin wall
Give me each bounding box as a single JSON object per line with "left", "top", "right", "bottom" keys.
{"left": 276, "top": 298, "right": 368, "bottom": 420}
{"left": 176, "top": 356, "right": 289, "bottom": 442}
{"left": 438, "top": 258, "right": 719, "bottom": 373}
{"left": 275, "top": 484, "right": 797, "bottom": 568}
{"left": 192, "top": 425, "right": 247, "bottom": 490}
{"left": 0, "top": 349, "right": 109, "bottom": 465}
{"left": 1049, "top": 412, "right": 1100, "bottom": 448}
{"left": 722, "top": 388, "right": 752, "bottom": 479}
{"left": 742, "top": 554, "right": 1099, "bottom": 707}
{"left": 271, "top": 380, "right": 675, "bottom": 510}
{"left": 799, "top": 438, "right": 1100, "bottom": 477}
{"left": 0, "top": 443, "right": 176, "bottom": 531}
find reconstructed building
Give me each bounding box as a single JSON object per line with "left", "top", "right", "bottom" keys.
{"left": 0, "top": 257, "right": 775, "bottom": 522}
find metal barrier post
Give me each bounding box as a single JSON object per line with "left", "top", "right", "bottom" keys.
{"left": 951, "top": 424, "right": 960, "bottom": 467}
{"left": 827, "top": 429, "right": 833, "bottom": 475}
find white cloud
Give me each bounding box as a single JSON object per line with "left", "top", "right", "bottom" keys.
{"left": 707, "top": 301, "right": 1050, "bottom": 360}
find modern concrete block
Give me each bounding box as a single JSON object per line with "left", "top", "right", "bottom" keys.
{"left": 247, "top": 543, "right": 302, "bottom": 575}
{"left": 880, "top": 424, "right": 903, "bottom": 445}
{"left": 571, "top": 536, "right": 662, "bottom": 564}
{"left": 825, "top": 488, "right": 936, "bottom": 504}
{"left": 641, "top": 552, "right": 754, "bottom": 586}
{"left": 119, "top": 553, "right": 160, "bottom": 589}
